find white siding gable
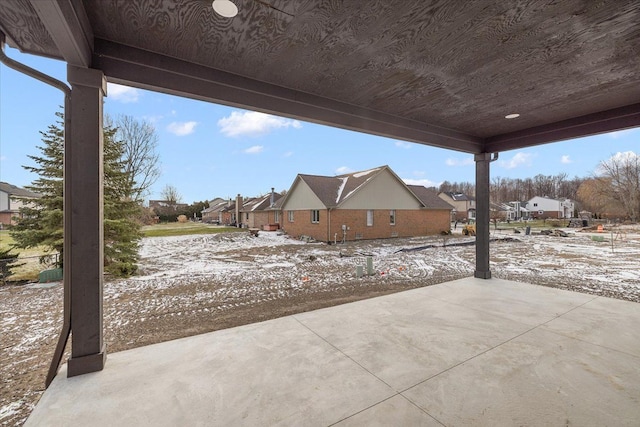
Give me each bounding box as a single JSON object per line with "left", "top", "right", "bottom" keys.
{"left": 340, "top": 169, "right": 422, "bottom": 210}
{"left": 281, "top": 179, "right": 326, "bottom": 210}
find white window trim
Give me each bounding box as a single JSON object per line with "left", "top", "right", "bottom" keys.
{"left": 390, "top": 209, "right": 396, "bottom": 225}
{"left": 311, "top": 210, "right": 320, "bottom": 223}
{"left": 366, "top": 210, "right": 373, "bottom": 226}
{"left": 288, "top": 210, "right": 294, "bottom": 222}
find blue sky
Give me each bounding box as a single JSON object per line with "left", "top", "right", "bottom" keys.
{"left": 1, "top": 46, "right": 638, "bottom": 204}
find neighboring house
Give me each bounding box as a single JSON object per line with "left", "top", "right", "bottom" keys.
{"left": 0, "top": 182, "right": 41, "bottom": 226}
{"left": 526, "top": 196, "right": 575, "bottom": 219}
{"left": 491, "top": 201, "right": 530, "bottom": 221}
{"left": 201, "top": 198, "right": 227, "bottom": 223}
{"left": 438, "top": 192, "right": 476, "bottom": 221}
{"left": 239, "top": 189, "right": 282, "bottom": 230}
{"left": 506, "top": 201, "right": 530, "bottom": 221}
{"left": 279, "top": 165, "right": 452, "bottom": 242}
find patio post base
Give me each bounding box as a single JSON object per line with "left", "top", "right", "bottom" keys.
{"left": 474, "top": 270, "right": 492, "bottom": 279}
{"left": 68, "top": 346, "right": 107, "bottom": 377}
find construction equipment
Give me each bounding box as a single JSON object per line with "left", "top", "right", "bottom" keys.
{"left": 462, "top": 219, "right": 476, "bottom": 236}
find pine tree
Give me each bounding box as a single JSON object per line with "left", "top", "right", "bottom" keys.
{"left": 10, "top": 112, "right": 65, "bottom": 266}
{"left": 103, "top": 124, "right": 142, "bottom": 276}
{"left": 11, "top": 111, "right": 141, "bottom": 276}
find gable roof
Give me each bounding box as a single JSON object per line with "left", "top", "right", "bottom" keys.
{"left": 284, "top": 165, "right": 451, "bottom": 210}
{"left": 441, "top": 191, "right": 475, "bottom": 202}
{"left": 407, "top": 186, "right": 453, "bottom": 210}
{"left": 0, "top": 182, "right": 41, "bottom": 198}
{"left": 297, "top": 166, "right": 385, "bottom": 208}
{"left": 202, "top": 199, "right": 229, "bottom": 214}
{"left": 240, "top": 193, "right": 283, "bottom": 212}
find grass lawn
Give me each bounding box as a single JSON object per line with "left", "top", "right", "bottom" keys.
{"left": 0, "top": 231, "right": 58, "bottom": 282}
{"left": 142, "top": 222, "right": 244, "bottom": 237}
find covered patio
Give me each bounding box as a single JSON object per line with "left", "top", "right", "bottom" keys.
{"left": 26, "top": 277, "right": 640, "bottom": 425}
{"left": 1, "top": 0, "right": 639, "bottom": 424}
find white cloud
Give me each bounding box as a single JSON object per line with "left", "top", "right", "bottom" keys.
{"left": 0, "top": 155, "right": 6, "bottom": 161}
{"left": 218, "top": 111, "right": 302, "bottom": 137}
{"left": 395, "top": 141, "right": 412, "bottom": 149}
{"left": 596, "top": 151, "right": 639, "bottom": 174}
{"left": 499, "top": 152, "right": 533, "bottom": 169}
{"left": 445, "top": 157, "right": 474, "bottom": 166}
{"left": 561, "top": 155, "right": 572, "bottom": 164}
{"left": 107, "top": 83, "right": 140, "bottom": 103}
{"left": 244, "top": 145, "right": 264, "bottom": 154}
{"left": 335, "top": 166, "right": 353, "bottom": 175}
{"left": 166, "top": 121, "right": 198, "bottom": 136}
{"left": 403, "top": 178, "right": 439, "bottom": 188}
{"left": 142, "top": 114, "right": 164, "bottom": 124}
{"left": 283, "top": 151, "right": 293, "bottom": 157}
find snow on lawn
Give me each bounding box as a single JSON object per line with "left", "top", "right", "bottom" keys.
{"left": 2, "top": 229, "right": 640, "bottom": 427}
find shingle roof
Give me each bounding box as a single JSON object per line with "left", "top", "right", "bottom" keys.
{"left": 443, "top": 191, "right": 475, "bottom": 202}
{"left": 0, "top": 182, "right": 41, "bottom": 198}
{"left": 298, "top": 167, "right": 384, "bottom": 208}
{"left": 407, "top": 186, "right": 453, "bottom": 210}
{"left": 240, "top": 193, "right": 283, "bottom": 212}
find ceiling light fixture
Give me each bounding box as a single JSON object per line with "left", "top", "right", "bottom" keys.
{"left": 505, "top": 113, "right": 520, "bottom": 119}
{"left": 212, "top": 0, "right": 238, "bottom": 18}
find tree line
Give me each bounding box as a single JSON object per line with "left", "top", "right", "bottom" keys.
{"left": 438, "top": 152, "right": 640, "bottom": 221}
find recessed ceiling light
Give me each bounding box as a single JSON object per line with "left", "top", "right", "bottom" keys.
{"left": 505, "top": 113, "right": 520, "bottom": 119}
{"left": 212, "top": 0, "right": 238, "bottom": 18}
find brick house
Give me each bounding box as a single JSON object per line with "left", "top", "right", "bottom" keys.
{"left": 201, "top": 198, "right": 228, "bottom": 223}
{"left": 279, "top": 166, "right": 452, "bottom": 242}
{"left": 437, "top": 191, "right": 476, "bottom": 221}
{"left": 239, "top": 189, "right": 282, "bottom": 229}
{"left": 0, "top": 182, "right": 41, "bottom": 226}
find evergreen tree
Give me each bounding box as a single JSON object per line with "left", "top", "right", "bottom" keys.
{"left": 11, "top": 111, "right": 141, "bottom": 276}
{"left": 10, "top": 112, "right": 65, "bottom": 266}
{"left": 103, "top": 124, "right": 142, "bottom": 276}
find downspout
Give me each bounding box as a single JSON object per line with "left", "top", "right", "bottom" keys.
{"left": 0, "top": 32, "right": 72, "bottom": 388}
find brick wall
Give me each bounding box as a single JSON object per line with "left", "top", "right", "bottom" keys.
{"left": 281, "top": 209, "right": 450, "bottom": 242}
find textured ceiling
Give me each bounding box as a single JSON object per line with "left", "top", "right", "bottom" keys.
{"left": 1, "top": 0, "right": 639, "bottom": 153}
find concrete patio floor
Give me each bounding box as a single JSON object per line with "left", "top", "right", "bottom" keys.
{"left": 26, "top": 277, "right": 640, "bottom": 426}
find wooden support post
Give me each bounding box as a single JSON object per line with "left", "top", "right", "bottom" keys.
{"left": 66, "top": 65, "right": 107, "bottom": 377}
{"left": 474, "top": 153, "right": 492, "bottom": 279}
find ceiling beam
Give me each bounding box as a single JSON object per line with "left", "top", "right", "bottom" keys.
{"left": 93, "top": 39, "right": 483, "bottom": 154}
{"left": 485, "top": 103, "right": 640, "bottom": 152}
{"left": 29, "top": 0, "right": 92, "bottom": 67}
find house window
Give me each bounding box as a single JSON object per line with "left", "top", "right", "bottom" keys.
{"left": 274, "top": 211, "right": 279, "bottom": 222}
{"left": 366, "top": 210, "right": 374, "bottom": 226}
{"left": 231, "top": 213, "right": 236, "bottom": 222}
{"left": 390, "top": 210, "right": 396, "bottom": 225}
{"left": 246, "top": 212, "right": 249, "bottom": 220}
{"left": 311, "top": 210, "right": 320, "bottom": 223}
{"left": 288, "top": 210, "right": 294, "bottom": 222}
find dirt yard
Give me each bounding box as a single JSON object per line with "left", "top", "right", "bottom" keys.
{"left": 2, "top": 226, "right": 640, "bottom": 425}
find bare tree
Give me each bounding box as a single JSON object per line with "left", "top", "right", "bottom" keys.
{"left": 161, "top": 184, "right": 182, "bottom": 208}
{"left": 596, "top": 152, "right": 640, "bottom": 221}
{"left": 113, "top": 115, "right": 161, "bottom": 201}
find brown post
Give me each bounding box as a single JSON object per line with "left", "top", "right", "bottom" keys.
{"left": 474, "top": 153, "right": 492, "bottom": 279}
{"left": 66, "top": 65, "right": 107, "bottom": 376}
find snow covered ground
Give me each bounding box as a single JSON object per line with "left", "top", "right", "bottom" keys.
{"left": 2, "top": 227, "right": 639, "bottom": 426}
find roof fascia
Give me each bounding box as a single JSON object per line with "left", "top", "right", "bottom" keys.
{"left": 29, "top": 0, "right": 92, "bottom": 67}
{"left": 92, "top": 39, "right": 483, "bottom": 154}
{"left": 485, "top": 103, "right": 640, "bottom": 152}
